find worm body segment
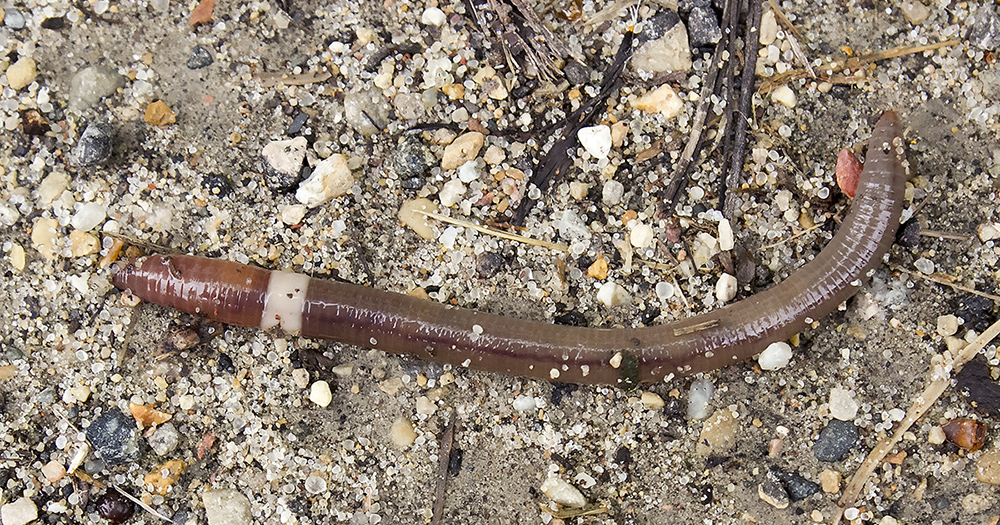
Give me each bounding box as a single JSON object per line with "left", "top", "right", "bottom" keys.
{"left": 114, "top": 111, "right": 907, "bottom": 385}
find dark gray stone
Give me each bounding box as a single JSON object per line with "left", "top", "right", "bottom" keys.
{"left": 687, "top": 6, "right": 722, "bottom": 47}
{"left": 71, "top": 123, "right": 113, "bottom": 167}
{"left": 393, "top": 136, "right": 434, "bottom": 181}
{"left": 813, "top": 419, "right": 858, "bottom": 462}
{"left": 187, "top": 45, "right": 214, "bottom": 69}
{"left": 87, "top": 407, "right": 141, "bottom": 466}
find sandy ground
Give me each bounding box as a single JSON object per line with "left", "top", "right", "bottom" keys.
{"left": 2, "top": 0, "right": 1000, "bottom": 523}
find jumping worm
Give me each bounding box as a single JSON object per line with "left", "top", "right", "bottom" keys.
{"left": 114, "top": 111, "right": 907, "bottom": 386}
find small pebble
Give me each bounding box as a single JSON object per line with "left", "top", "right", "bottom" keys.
{"left": 144, "top": 100, "right": 176, "bottom": 126}
{"left": 41, "top": 459, "right": 66, "bottom": 482}
{"left": 279, "top": 204, "right": 306, "bottom": 226}
{"left": 86, "top": 407, "right": 140, "bottom": 466}
{"left": 759, "top": 9, "right": 778, "bottom": 45}
{"left": 596, "top": 282, "right": 630, "bottom": 307}
{"left": 687, "top": 379, "right": 714, "bottom": 420}
{"left": 829, "top": 387, "right": 859, "bottom": 421}
{"left": 95, "top": 491, "right": 134, "bottom": 524}
{"left": 147, "top": 422, "right": 180, "bottom": 456}
{"left": 814, "top": 419, "right": 858, "bottom": 462}
{"left": 291, "top": 368, "right": 310, "bottom": 389}
{"left": 393, "top": 136, "right": 434, "bottom": 181}
{"left": 3, "top": 8, "right": 26, "bottom": 29}
{"left": 961, "top": 493, "right": 991, "bottom": 513}
{"left": 569, "top": 181, "right": 589, "bottom": 200}
{"left": 540, "top": 475, "right": 587, "bottom": 508}
{"left": 631, "top": 84, "right": 683, "bottom": 119}
{"left": 632, "top": 12, "right": 692, "bottom": 73}
{"left": 398, "top": 198, "right": 437, "bottom": 239}
{"left": 309, "top": 380, "right": 333, "bottom": 407}
{"left": 31, "top": 217, "right": 60, "bottom": 259}
{"left": 942, "top": 418, "right": 986, "bottom": 451}
{"left": 512, "top": 395, "right": 536, "bottom": 411}
{"left": 344, "top": 89, "right": 387, "bottom": 136}
{"left": 913, "top": 257, "right": 935, "bottom": 274}
{"left": 389, "top": 417, "right": 417, "bottom": 448}
{"left": 696, "top": 409, "right": 736, "bottom": 456}
{"left": 936, "top": 314, "right": 960, "bottom": 336}
{"left": 640, "top": 391, "right": 665, "bottom": 409}
{"left": 820, "top": 469, "right": 841, "bottom": 493}
{"left": 305, "top": 474, "right": 328, "bottom": 495}
{"left": 577, "top": 125, "right": 612, "bottom": 159}
{"left": 928, "top": 425, "right": 946, "bottom": 445}
{"left": 629, "top": 222, "right": 654, "bottom": 249}
{"left": 203, "top": 489, "right": 252, "bottom": 525}
{"left": 420, "top": 6, "right": 446, "bottom": 26}
{"left": 295, "top": 154, "right": 354, "bottom": 207}
{"left": 71, "top": 202, "right": 108, "bottom": 231}
{"left": 441, "top": 132, "right": 484, "bottom": 170}
{"left": 186, "top": 45, "right": 214, "bottom": 69}
{"left": 977, "top": 222, "right": 1000, "bottom": 242}
{"left": 836, "top": 148, "right": 863, "bottom": 198}
{"left": 758, "top": 341, "right": 792, "bottom": 370}
{"left": 758, "top": 473, "right": 789, "bottom": 509}
{"left": 6, "top": 57, "right": 37, "bottom": 90}
{"left": 0, "top": 498, "right": 38, "bottom": 525}
{"left": 69, "top": 230, "right": 100, "bottom": 257}
{"left": 261, "top": 137, "right": 308, "bottom": 191}
{"left": 71, "top": 122, "right": 113, "bottom": 167}
{"left": 770, "top": 466, "right": 819, "bottom": 502}
{"left": 976, "top": 448, "right": 1000, "bottom": 484}
{"left": 438, "top": 178, "right": 466, "bottom": 207}
{"left": 715, "top": 273, "right": 738, "bottom": 303}
{"left": 0, "top": 200, "right": 18, "bottom": 226}
{"left": 687, "top": 5, "right": 722, "bottom": 47}
{"left": 9, "top": 244, "right": 26, "bottom": 270}
{"left": 717, "top": 218, "right": 734, "bottom": 251}
{"left": 770, "top": 85, "right": 796, "bottom": 108}
{"left": 968, "top": 4, "right": 1000, "bottom": 50}
{"left": 68, "top": 65, "right": 124, "bottom": 113}
{"left": 602, "top": 180, "right": 625, "bottom": 205}
{"left": 901, "top": 0, "right": 929, "bottom": 24}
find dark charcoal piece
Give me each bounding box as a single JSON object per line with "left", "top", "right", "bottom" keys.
{"left": 813, "top": 419, "right": 858, "bottom": 462}
{"left": 895, "top": 219, "right": 921, "bottom": 247}
{"left": 957, "top": 356, "right": 1000, "bottom": 419}
{"left": 86, "top": 408, "right": 140, "bottom": 466}
{"left": 956, "top": 294, "right": 997, "bottom": 333}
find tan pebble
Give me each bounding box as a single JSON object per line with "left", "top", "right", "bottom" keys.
{"left": 129, "top": 403, "right": 172, "bottom": 427}
{"left": 331, "top": 364, "right": 353, "bottom": 377}
{"left": 569, "top": 181, "right": 589, "bottom": 200}
{"left": 390, "top": 417, "right": 417, "bottom": 447}
{"left": 291, "top": 368, "right": 310, "bottom": 389}
{"left": 962, "top": 493, "right": 991, "bottom": 513}
{"left": 309, "top": 380, "right": 333, "bottom": 407}
{"left": 144, "top": 100, "right": 176, "bottom": 125}
{"left": 770, "top": 85, "right": 796, "bottom": 108}
{"left": 483, "top": 144, "right": 506, "bottom": 165}
{"left": 759, "top": 10, "right": 778, "bottom": 45}
{"left": 441, "top": 83, "right": 464, "bottom": 100}
{"left": 810, "top": 509, "right": 824, "bottom": 523}
{"left": 69, "top": 230, "right": 100, "bottom": 257}
{"left": 9, "top": 243, "right": 25, "bottom": 270}
{"left": 928, "top": 425, "right": 947, "bottom": 445}
{"left": 758, "top": 476, "right": 788, "bottom": 509}
{"left": 37, "top": 172, "right": 70, "bottom": 204}
{"left": 144, "top": 459, "right": 186, "bottom": 495}
{"left": 280, "top": 204, "right": 306, "bottom": 225}
{"left": 379, "top": 377, "right": 403, "bottom": 396}
{"left": 878, "top": 516, "right": 900, "bottom": 525}
{"left": 587, "top": 256, "right": 608, "bottom": 279}
{"left": 936, "top": 314, "right": 960, "bottom": 337}
{"left": 820, "top": 469, "right": 842, "bottom": 494}
{"left": 415, "top": 395, "right": 436, "bottom": 415}
{"left": 439, "top": 372, "right": 455, "bottom": 386}
{"left": 610, "top": 121, "right": 628, "bottom": 147}
{"left": 696, "top": 409, "right": 737, "bottom": 457}
{"left": 31, "top": 217, "right": 60, "bottom": 259}
{"left": 398, "top": 198, "right": 437, "bottom": 239}
{"left": 41, "top": 460, "right": 66, "bottom": 482}
{"left": 976, "top": 448, "right": 1000, "bottom": 484}
{"left": 6, "top": 57, "right": 37, "bottom": 90}
{"left": 978, "top": 222, "right": 1000, "bottom": 242}
{"left": 631, "top": 84, "right": 683, "bottom": 118}
{"left": 640, "top": 391, "right": 665, "bottom": 409}
{"left": 441, "top": 131, "right": 484, "bottom": 170}
{"left": 901, "top": 0, "right": 930, "bottom": 24}
{"left": 296, "top": 154, "right": 354, "bottom": 207}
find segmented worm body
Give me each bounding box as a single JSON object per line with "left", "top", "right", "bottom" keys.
{"left": 114, "top": 111, "right": 907, "bottom": 386}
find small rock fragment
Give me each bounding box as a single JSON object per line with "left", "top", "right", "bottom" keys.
{"left": 344, "top": 89, "right": 388, "bottom": 136}
{"left": 976, "top": 448, "right": 1000, "bottom": 484}
{"left": 696, "top": 409, "right": 736, "bottom": 456}
{"left": 640, "top": 391, "right": 665, "bottom": 409}
{"left": 68, "top": 65, "right": 125, "bottom": 113}
{"left": 829, "top": 388, "right": 859, "bottom": 421}
{"left": 717, "top": 218, "right": 734, "bottom": 251}
{"left": 968, "top": 5, "right": 1000, "bottom": 51}
{"left": 438, "top": 178, "right": 466, "bottom": 207}
{"left": 512, "top": 395, "right": 536, "bottom": 411}
{"left": 393, "top": 136, "right": 435, "bottom": 181}
{"left": 820, "top": 469, "right": 841, "bottom": 493}
{"left": 770, "top": 85, "right": 796, "bottom": 108}
{"left": 305, "top": 474, "right": 328, "bottom": 495}
{"left": 901, "top": 0, "right": 929, "bottom": 25}
{"left": 836, "top": 148, "right": 863, "bottom": 198}
{"left": 814, "top": 419, "right": 858, "bottom": 462}
{"left": 95, "top": 490, "right": 134, "bottom": 523}
{"left": 9, "top": 244, "right": 26, "bottom": 270}
{"left": 770, "top": 466, "right": 820, "bottom": 502}
{"left": 913, "top": 257, "right": 935, "bottom": 274}
{"left": 962, "top": 492, "right": 991, "bottom": 513}
{"left": 129, "top": 403, "right": 172, "bottom": 427}
{"left": 631, "top": 84, "right": 683, "bottom": 119}
{"left": 144, "top": 100, "right": 176, "bottom": 126}
{"left": 309, "top": 380, "right": 333, "bottom": 407}
{"left": 441, "top": 132, "right": 484, "bottom": 170}
{"left": 936, "top": 314, "right": 960, "bottom": 337}
{"left": 42, "top": 459, "right": 66, "bottom": 482}
{"left": 393, "top": 92, "right": 424, "bottom": 120}
{"left": 31, "top": 217, "right": 60, "bottom": 259}
{"left": 569, "top": 181, "right": 589, "bottom": 200}
{"left": 279, "top": 204, "right": 306, "bottom": 226}
{"left": 295, "top": 154, "right": 354, "bottom": 207}
{"left": 203, "top": 489, "right": 252, "bottom": 525}
{"left": 186, "top": 45, "right": 213, "bottom": 69}
{"left": 6, "top": 57, "right": 37, "bottom": 90}
{"left": 420, "top": 6, "right": 446, "bottom": 26}
{"left": 687, "top": 379, "right": 714, "bottom": 420}
{"left": 87, "top": 407, "right": 141, "bottom": 466}
{"left": 261, "top": 137, "right": 308, "bottom": 191}
{"left": 577, "top": 125, "right": 612, "bottom": 159}
{"left": 715, "top": 273, "right": 738, "bottom": 303}
{"left": 0, "top": 497, "right": 37, "bottom": 525}
{"left": 390, "top": 417, "right": 417, "bottom": 448}
{"left": 596, "top": 282, "right": 630, "bottom": 307}
{"left": 632, "top": 11, "right": 692, "bottom": 73}
{"left": 540, "top": 475, "right": 587, "bottom": 508}
{"left": 144, "top": 459, "right": 186, "bottom": 495}
{"left": 71, "top": 123, "right": 114, "bottom": 167}
{"left": 759, "top": 9, "right": 778, "bottom": 45}
{"left": 602, "top": 180, "right": 625, "bottom": 205}
{"left": 189, "top": 0, "right": 215, "bottom": 25}
{"left": 398, "top": 198, "right": 437, "bottom": 239}
{"left": 629, "top": 222, "right": 654, "bottom": 249}
{"left": 687, "top": 5, "right": 722, "bottom": 46}
{"left": 71, "top": 202, "right": 107, "bottom": 231}
{"left": 978, "top": 222, "right": 1000, "bottom": 242}
{"left": 758, "top": 341, "right": 792, "bottom": 370}
{"left": 758, "top": 472, "right": 789, "bottom": 509}
{"left": 147, "top": 422, "right": 180, "bottom": 456}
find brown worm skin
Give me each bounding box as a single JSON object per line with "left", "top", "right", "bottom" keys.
{"left": 114, "top": 111, "right": 907, "bottom": 386}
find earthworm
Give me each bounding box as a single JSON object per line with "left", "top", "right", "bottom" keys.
{"left": 113, "top": 111, "right": 907, "bottom": 386}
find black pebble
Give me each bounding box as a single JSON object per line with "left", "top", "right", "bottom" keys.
{"left": 287, "top": 112, "right": 309, "bottom": 135}
{"left": 71, "top": 122, "right": 113, "bottom": 167}
{"left": 813, "top": 419, "right": 858, "bottom": 462}
{"left": 956, "top": 294, "right": 997, "bottom": 333}
{"left": 638, "top": 10, "right": 680, "bottom": 42}
{"left": 40, "top": 16, "right": 65, "bottom": 29}
{"left": 447, "top": 448, "right": 464, "bottom": 476}
{"left": 475, "top": 251, "right": 505, "bottom": 278}
{"left": 770, "top": 466, "right": 820, "bottom": 501}
{"left": 217, "top": 352, "right": 236, "bottom": 374}
{"left": 563, "top": 59, "right": 590, "bottom": 85}
{"left": 393, "top": 136, "right": 435, "bottom": 181}
{"left": 895, "top": 219, "right": 921, "bottom": 247}
{"left": 201, "top": 172, "right": 234, "bottom": 196}
{"left": 187, "top": 45, "right": 214, "bottom": 69}
{"left": 86, "top": 407, "right": 140, "bottom": 466}
{"left": 686, "top": 5, "right": 722, "bottom": 47}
